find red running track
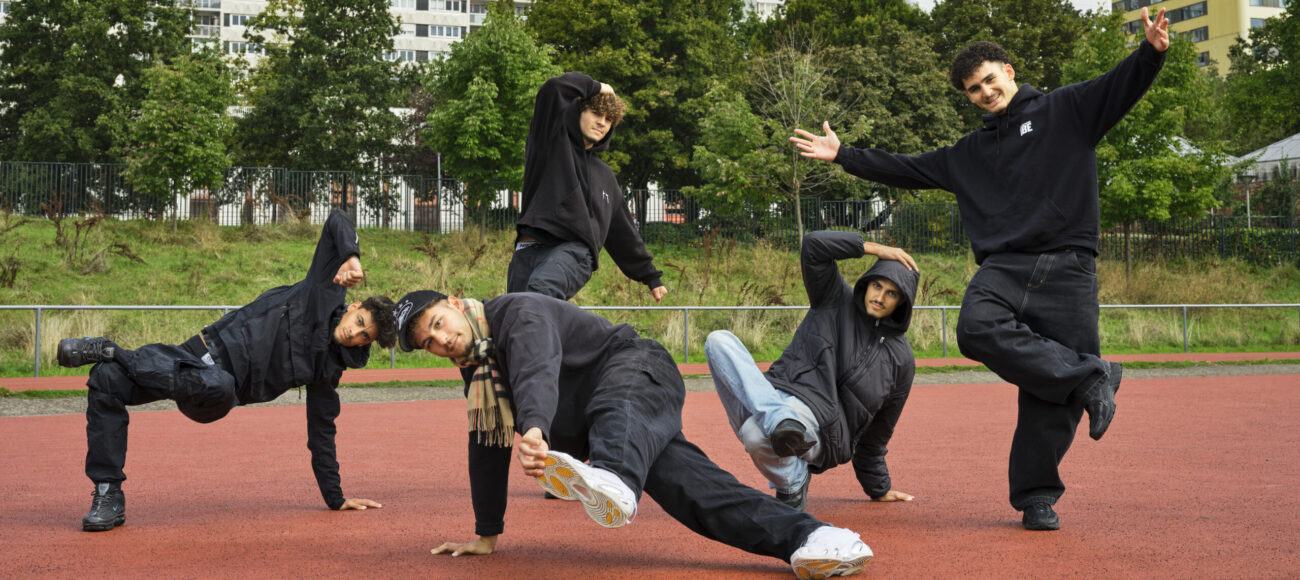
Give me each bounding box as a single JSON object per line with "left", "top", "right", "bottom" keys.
{"left": 2, "top": 374, "right": 1298, "bottom": 578}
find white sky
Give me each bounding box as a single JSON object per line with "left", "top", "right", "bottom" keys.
{"left": 913, "top": 0, "right": 1111, "bottom": 13}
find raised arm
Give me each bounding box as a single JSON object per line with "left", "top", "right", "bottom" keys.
{"left": 793, "top": 122, "right": 954, "bottom": 192}
{"left": 305, "top": 210, "right": 362, "bottom": 289}
{"left": 1064, "top": 7, "right": 1169, "bottom": 145}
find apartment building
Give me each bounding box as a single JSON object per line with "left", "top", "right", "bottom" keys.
{"left": 1115, "top": 0, "right": 1289, "bottom": 69}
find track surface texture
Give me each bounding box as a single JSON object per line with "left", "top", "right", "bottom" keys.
{"left": 3, "top": 369, "right": 1298, "bottom": 578}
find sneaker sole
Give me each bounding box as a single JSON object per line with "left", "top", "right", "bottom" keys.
{"left": 792, "top": 553, "right": 873, "bottom": 579}
{"left": 534, "top": 451, "right": 632, "bottom": 528}
{"left": 82, "top": 515, "right": 125, "bottom": 532}
{"left": 56, "top": 339, "right": 79, "bottom": 368}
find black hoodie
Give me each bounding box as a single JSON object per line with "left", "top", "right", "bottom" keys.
{"left": 516, "top": 72, "right": 663, "bottom": 289}
{"left": 766, "top": 231, "right": 918, "bottom": 498}
{"left": 833, "top": 41, "right": 1166, "bottom": 264}
{"left": 203, "top": 209, "right": 371, "bottom": 509}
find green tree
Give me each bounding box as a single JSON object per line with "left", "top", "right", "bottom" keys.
{"left": 235, "top": 0, "right": 404, "bottom": 175}
{"left": 689, "top": 34, "right": 869, "bottom": 243}
{"left": 0, "top": 0, "right": 191, "bottom": 162}
{"left": 1063, "top": 12, "right": 1235, "bottom": 276}
{"left": 116, "top": 50, "right": 236, "bottom": 220}
{"left": 1223, "top": 1, "right": 1300, "bottom": 155}
{"left": 526, "top": 0, "right": 747, "bottom": 190}
{"left": 761, "top": 0, "right": 927, "bottom": 50}
{"left": 927, "top": 0, "right": 1087, "bottom": 128}
{"left": 422, "top": 0, "right": 559, "bottom": 241}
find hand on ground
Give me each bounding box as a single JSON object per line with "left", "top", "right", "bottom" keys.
{"left": 431, "top": 535, "right": 497, "bottom": 557}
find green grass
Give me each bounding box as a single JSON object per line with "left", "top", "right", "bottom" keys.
{"left": 2, "top": 217, "right": 1298, "bottom": 377}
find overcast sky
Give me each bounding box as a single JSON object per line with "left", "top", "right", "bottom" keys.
{"left": 913, "top": 0, "right": 1112, "bottom": 13}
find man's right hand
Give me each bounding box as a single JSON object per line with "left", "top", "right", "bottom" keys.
{"left": 790, "top": 121, "right": 841, "bottom": 162}
{"left": 431, "top": 535, "right": 497, "bottom": 557}
{"left": 517, "top": 427, "right": 549, "bottom": 478}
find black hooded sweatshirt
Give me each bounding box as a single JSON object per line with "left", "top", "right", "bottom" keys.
{"left": 516, "top": 72, "right": 663, "bottom": 289}
{"left": 203, "top": 209, "right": 371, "bottom": 509}
{"left": 833, "top": 41, "right": 1166, "bottom": 264}
{"left": 766, "top": 231, "right": 918, "bottom": 499}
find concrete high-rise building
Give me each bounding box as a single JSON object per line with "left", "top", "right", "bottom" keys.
{"left": 1113, "top": 0, "right": 1289, "bottom": 70}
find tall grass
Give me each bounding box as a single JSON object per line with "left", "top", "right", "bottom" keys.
{"left": 2, "top": 217, "right": 1297, "bottom": 376}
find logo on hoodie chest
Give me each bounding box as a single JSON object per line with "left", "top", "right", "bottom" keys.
{"left": 601, "top": 190, "right": 609, "bottom": 204}
{"left": 1019, "top": 120, "right": 1034, "bottom": 136}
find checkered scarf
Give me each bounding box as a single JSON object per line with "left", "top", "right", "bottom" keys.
{"left": 451, "top": 298, "right": 515, "bottom": 447}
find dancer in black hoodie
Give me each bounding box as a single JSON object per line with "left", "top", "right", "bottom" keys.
{"left": 58, "top": 210, "right": 397, "bottom": 531}
{"left": 394, "top": 291, "right": 874, "bottom": 577}
{"left": 705, "top": 231, "right": 919, "bottom": 512}
{"left": 789, "top": 8, "right": 1170, "bottom": 530}
{"left": 508, "top": 72, "right": 667, "bottom": 302}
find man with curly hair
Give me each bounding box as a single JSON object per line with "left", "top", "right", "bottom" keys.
{"left": 790, "top": 8, "right": 1171, "bottom": 531}
{"left": 58, "top": 209, "right": 398, "bottom": 531}
{"left": 509, "top": 72, "right": 667, "bottom": 302}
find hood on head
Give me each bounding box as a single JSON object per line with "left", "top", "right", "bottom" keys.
{"left": 853, "top": 259, "right": 919, "bottom": 333}
{"left": 565, "top": 99, "right": 614, "bottom": 152}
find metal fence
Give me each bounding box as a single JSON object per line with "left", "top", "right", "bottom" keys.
{"left": 7, "top": 303, "right": 1299, "bottom": 377}
{"left": 2, "top": 161, "right": 1298, "bottom": 264}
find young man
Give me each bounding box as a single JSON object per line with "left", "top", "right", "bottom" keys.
{"left": 58, "top": 209, "right": 398, "bottom": 532}
{"left": 789, "top": 8, "right": 1171, "bottom": 530}
{"left": 706, "top": 231, "right": 919, "bottom": 512}
{"left": 509, "top": 71, "right": 668, "bottom": 303}
{"left": 392, "top": 290, "right": 872, "bottom": 577}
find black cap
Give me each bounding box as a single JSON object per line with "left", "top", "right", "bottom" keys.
{"left": 393, "top": 290, "right": 447, "bottom": 352}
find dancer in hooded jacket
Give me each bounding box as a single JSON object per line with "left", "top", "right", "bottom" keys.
{"left": 508, "top": 72, "right": 667, "bottom": 302}
{"left": 706, "top": 231, "right": 919, "bottom": 511}
{"left": 58, "top": 210, "right": 397, "bottom": 531}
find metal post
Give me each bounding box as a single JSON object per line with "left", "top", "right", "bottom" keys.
{"left": 683, "top": 308, "right": 690, "bottom": 364}
{"left": 1182, "top": 306, "right": 1189, "bottom": 353}
{"left": 941, "top": 307, "right": 948, "bottom": 358}
{"left": 34, "top": 308, "right": 42, "bottom": 377}
{"left": 391, "top": 348, "right": 396, "bottom": 369}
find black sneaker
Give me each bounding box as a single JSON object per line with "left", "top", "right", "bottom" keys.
{"left": 1080, "top": 361, "right": 1122, "bottom": 441}
{"left": 771, "top": 419, "right": 815, "bottom": 458}
{"left": 82, "top": 482, "right": 125, "bottom": 532}
{"left": 1021, "top": 502, "right": 1060, "bottom": 531}
{"left": 776, "top": 471, "right": 811, "bottom": 512}
{"left": 57, "top": 338, "right": 118, "bottom": 368}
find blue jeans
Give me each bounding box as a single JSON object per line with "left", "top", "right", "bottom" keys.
{"left": 704, "top": 330, "right": 821, "bottom": 494}
{"left": 955, "top": 249, "right": 1108, "bottom": 509}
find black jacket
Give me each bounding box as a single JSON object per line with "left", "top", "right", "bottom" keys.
{"left": 833, "top": 41, "right": 1166, "bottom": 264}
{"left": 203, "top": 209, "right": 370, "bottom": 509}
{"left": 517, "top": 72, "right": 663, "bottom": 289}
{"left": 766, "top": 231, "right": 918, "bottom": 498}
{"left": 461, "top": 293, "right": 641, "bottom": 536}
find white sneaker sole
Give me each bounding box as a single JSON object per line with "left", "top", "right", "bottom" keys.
{"left": 534, "top": 450, "right": 632, "bottom": 528}
{"left": 791, "top": 553, "right": 872, "bottom": 579}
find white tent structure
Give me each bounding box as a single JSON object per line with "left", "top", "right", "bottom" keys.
{"left": 1238, "top": 132, "right": 1300, "bottom": 181}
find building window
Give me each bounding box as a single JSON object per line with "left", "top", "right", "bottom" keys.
{"left": 434, "top": 0, "right": 465, "bottom": 11}
{"left": 224, "top": 41, "right": 265, "bottom": 55}
{"left": 224, "top": 13, "right": 253, "bottom": 27}
{"left": 1196, "top": 51, "right": 1209, "bottom": 67}
{"left": 1123, "top": 20, "right": 1142, "bottom": 35}
{"left": 1250, "top": 18, "right": 1268, "bottom": 28}
{"left": 431, "top": 25, "right": 463, "bottom": 38}
{"left": 391, "top": 0, "right": 416, "bottom": 9}
{"left": 189, "top": 0, "right": 221, "bottom": 9}
{"left": 401, "top": 23, "right": 417, "bottom": 36}
{"left": 416, "top": 24, "right": 428, "bottom": 37}
{"left": 1112, "top": 0, "right": 1168, "bottom": 11}
{"left": 1249, "top": 0, "right": 1285, "bottom": 7}
{"left": 1165, "top": 2, "right": 1206, "bottom": 24}
{"left": 1180, "top": 26, "right": 1209, "bottom": 42}
{"left": 0, "top": 2, "right": 9, "bottom": 15}
{"left": 385, "top": 50, "right": 417, "bottom": 62}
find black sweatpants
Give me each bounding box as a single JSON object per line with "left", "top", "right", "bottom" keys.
{"left": 506, "top": 241, "right": 593, "bottom": 300}
{"left": 954, "top": 249, "right": 1108, "bottom": 510}
{"left": 547, "top": 338, "right": 825, "bottom": 561}
{"left": 84, "top": 336, "right": 238, "bottom": 484}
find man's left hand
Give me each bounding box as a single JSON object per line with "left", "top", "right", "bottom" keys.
{"left": 339, "top": 498, "right": 383, "bottom": 510}
{"left": 649, "top": 285, "right": 668, "bottom": 302}
{"left": 334, "top": 256, "right": 365, "bottom": 287}
{"left": 872, "top": 490, "right": 914, "bottom": 502}
{"left": 1142, "top": 7, "right": 1170, "bottom": 52}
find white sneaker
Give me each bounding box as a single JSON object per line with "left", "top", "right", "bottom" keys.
{"left": 790, "top": 525, "right": 873, "bottom": 579}
{"left": 534, "top": 450, "right": 637, "bottom": 528}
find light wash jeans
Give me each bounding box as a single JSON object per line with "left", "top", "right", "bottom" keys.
{"left": 704, "top": 330, "right": 821, "bottom": 494}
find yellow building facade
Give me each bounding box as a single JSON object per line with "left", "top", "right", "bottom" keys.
{"left": 1114, "top": 0, "right": 1288, "bottom": 72}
